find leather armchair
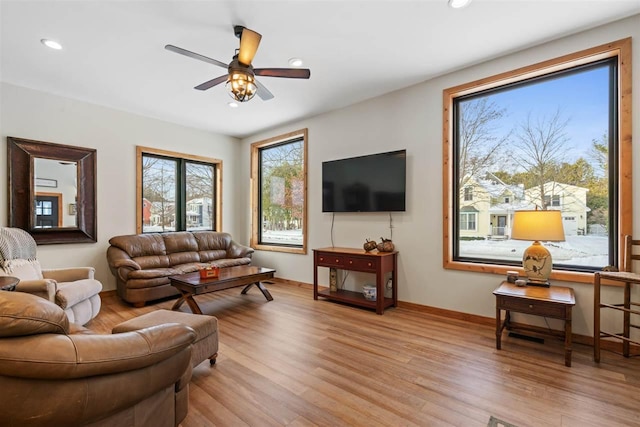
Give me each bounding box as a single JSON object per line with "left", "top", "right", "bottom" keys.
{"left": 0, "top": 291, "right": 196, "bottom": 427}
{"left": 0, "top": 227, "right": 102, "bottom": 325}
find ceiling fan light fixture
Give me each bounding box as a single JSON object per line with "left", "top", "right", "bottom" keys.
{"left": 226, "top": 71, "right": 257, "bottom": 102}
{"left": 448, "top": 0, "right": 471, "bottom": 9}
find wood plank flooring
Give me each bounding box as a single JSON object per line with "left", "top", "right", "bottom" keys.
{"left": 93, "top": 281, "right": 640, "bottom": 427}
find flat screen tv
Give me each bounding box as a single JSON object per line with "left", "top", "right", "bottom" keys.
{"left": 322, "top": 149, "right": 406, "bottom": 212}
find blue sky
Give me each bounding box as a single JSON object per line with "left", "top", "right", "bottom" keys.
{"left": 480, "top": 63, "right": 610, "bottom": 164}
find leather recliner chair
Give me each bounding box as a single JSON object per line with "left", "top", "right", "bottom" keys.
{"left": 0, "top": 291, "right": 196, "bottom": 427}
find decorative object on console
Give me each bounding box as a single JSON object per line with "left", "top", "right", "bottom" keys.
{"left": 511, "top": 209, "right": 565, "bottom": 287}
{"left": 363, "top": 238, "right": 377, "bottom": 252}
{"left": 362, "top": 285, "right": 376, "bottom": 301}
{"left": 377, "top": 237, "right": 395, "bottom": 252}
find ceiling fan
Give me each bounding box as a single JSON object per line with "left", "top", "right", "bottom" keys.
{"left": 165, "top": 25, "right": 311, "bottom": 103}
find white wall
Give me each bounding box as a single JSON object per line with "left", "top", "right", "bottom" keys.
{"left": 241, "top": 14, "right": 640, "bottom": 338}
{"left": 0, "top": 83, "right": 242, "bottom": 290}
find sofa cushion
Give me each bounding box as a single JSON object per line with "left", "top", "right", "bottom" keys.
{"left": 163, "top": 232, "right": 199, "bottom": 254}
{"left": 0, "top": 291, "right": 69, "bottom": 337}
{"left": 55, "top": 279, "right": 103, "bottom": 309}
{"left": 109, "top": 234, "right": 167, "bottom": 258}
{"left": 133, "top": 255, "right": 171, "bottom": 269}
{"left": 198, "top": 249, "right": 228, "bottom": 263}
{"left": 193, "top": 231, "right": 231, "bottom": 251}
{"left": 127, "top": 268, "right": 181, "bottom": 280}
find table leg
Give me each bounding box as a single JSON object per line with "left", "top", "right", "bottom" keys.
{"left": 184, "top": 295, "right": 204, "bottom": 315}
{"left": 565, "top": 306, "right": 573, "bottom": 367}
{"left": 241, "top": 282, "right": 274, "bottom": 301}
{"left": 171, "top": 293, "right": 187, "bottom": 311}
{"left": 496, "top": 305, "right": 502, "bottom": 350}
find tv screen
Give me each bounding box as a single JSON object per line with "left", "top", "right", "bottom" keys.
{"left": 322, "top": 149, "right": 406, "bottom": 212}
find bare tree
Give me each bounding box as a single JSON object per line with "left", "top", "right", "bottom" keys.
{"left": 458, "top": 97, "right": 511, "bottom": 189}
{"left": 513, "top": 109, "right": 570, "bottom": 209}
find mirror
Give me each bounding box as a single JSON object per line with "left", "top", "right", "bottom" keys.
{"left": 8, "top": 137, "right": 97, "bottom": 244}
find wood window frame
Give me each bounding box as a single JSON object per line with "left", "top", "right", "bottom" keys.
{"left": 250, "top": 129, "right": 308, "bottom": 255}
{"left": 136, "top": 146, "right": 222, "bottom": 234}
{"left": 443, "top": 38, "right": 632, "bottom": 284}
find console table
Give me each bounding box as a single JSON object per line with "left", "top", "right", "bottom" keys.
{"left": 493, "top": 281, "right": 575, "bottom": 367}
{"left": 313, "top": 247, "right": 397, "bottom": 314}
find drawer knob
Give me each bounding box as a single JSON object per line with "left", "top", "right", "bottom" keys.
{"left": 349, "top": 260, "right": 353, "bottom": 264}
{"left": 335, "top": 259, "right": 339, "bottom": 263}
{"left": 368, "top": 263, "right": 372, "bottom": 267}
{"left": 319, "top": 257, "right": 324, "bottom": 262}
{"left": 529, "top": 304, "right": 533, "bottom": 309}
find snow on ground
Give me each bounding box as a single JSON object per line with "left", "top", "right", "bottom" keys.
{"left": 460, "top": 235, "right": 609, "bottom": 267}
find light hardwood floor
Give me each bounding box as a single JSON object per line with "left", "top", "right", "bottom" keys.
{"left": 93, "top": 281, "right": 640, "bottom": 427}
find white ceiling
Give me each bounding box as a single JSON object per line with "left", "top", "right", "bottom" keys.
{"left": 2, "top": 1, "right": 639, "bottom": 138}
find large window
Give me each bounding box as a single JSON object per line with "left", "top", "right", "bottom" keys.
{"left": 136, "top": 146, "right": 221, "bottom": 233}
{"left": 251, "top": 129, "right": 308, "bottom": 254}
{"left": 443, "top": 39, "right": 632, "bottom": 283}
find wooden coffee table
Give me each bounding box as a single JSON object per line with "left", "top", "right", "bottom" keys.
{"left": 169, "top": 265, "right": 275, "bottom": 314}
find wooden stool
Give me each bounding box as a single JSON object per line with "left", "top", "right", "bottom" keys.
{"left": 113, "top": 309, "right": 218, "bottom": 366}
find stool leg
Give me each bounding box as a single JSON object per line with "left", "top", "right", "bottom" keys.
{"left": 209, "top": 353, "right": 218, "bottom": 365}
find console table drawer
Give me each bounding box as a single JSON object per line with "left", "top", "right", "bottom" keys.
{"left": 345, "top": 257, "right": 376, "bottom": 272}
{"left": 316, "top": 254, "right": 345, "bottom": 267}
{"left": 498, "top": 296, "right": 566, "bottom": 318}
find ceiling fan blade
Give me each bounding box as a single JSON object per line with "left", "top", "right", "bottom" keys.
{"left": 254, "top": 68, "right": 311, "bottom": 79}
{"left": 237, "top": 28, "right": 262, "bottom": 66}
{"left": 194, "top": 74, "right": 229, "bottom": 91}
{"left": 165, "top": 44, "right": 228, "bottom": 69}
{"left": 255, "top": 79, "right": 274, "bottom": 101}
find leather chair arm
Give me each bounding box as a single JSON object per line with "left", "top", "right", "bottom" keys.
{"left": 228, "top": 239, "right": 255, "bottom": 259}
{"left": 0, "top": 323, "right": 196, "bottom": 379}
{"left": 107, "top": 246, "right": 141, "bottom": 282}
{"left": 42, "top": 267, "right": 95, "bottom": 281}
{"left": 0, "top": 345, "right": 193, "bottom": 427}
{"left": 14, "top": 279, "right": 57, "bottom": 302}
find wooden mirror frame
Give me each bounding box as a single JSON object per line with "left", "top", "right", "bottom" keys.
{"left": 7, "top": 137, "right": 97, "bottom": 244}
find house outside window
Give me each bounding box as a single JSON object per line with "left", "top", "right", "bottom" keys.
{"left": 464, "top": 187, "right": 473, "bottom": 201}
{"left": 250, "top": 129, "right": 308, "bottom": 254}
{"left": 460, "top": 212, "right": 477, "bottom": 231}
{"left": 443, "top": 39, "right": 632, "bottom": 282}
{"left": 136, "top": 146, "right": 222, "bottom": 233}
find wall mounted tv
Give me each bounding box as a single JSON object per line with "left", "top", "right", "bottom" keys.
{"left": 322, "top": 149, "right": 406, "bottom": 213}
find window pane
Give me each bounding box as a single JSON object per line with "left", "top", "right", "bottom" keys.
{"left": 142, "top": 155, "right": 177, "bottom": 232}
{"left": 454, "top": 61, "right": 613, "bottom": 270}
{"left": 186, "top": 162, "right": 214, "bottom": 231}
{"left": 259, "top": 139, "right": 304, "bottom": 246}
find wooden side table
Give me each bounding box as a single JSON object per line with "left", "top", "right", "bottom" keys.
{"left": 493, "top": 281, "right": 576, "bottom": 367}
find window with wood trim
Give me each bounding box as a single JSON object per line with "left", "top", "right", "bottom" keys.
{"left": 443, "top": 39, "right": 632, "bottom": 283}
{"left": 250, "top": 129, "right": 308, "bottom": 254}
{"left": 136, "top": 146, "right": 222, "bottom": 233}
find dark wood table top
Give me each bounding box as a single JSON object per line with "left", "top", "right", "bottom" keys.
{"left": 0, "top": 276, "right": 20, "bottom": 291}
{"left": 169, "top": 265, "right": 275, "bottom": 287}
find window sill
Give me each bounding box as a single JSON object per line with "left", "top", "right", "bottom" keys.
{"left": 252, "top": 243, "right": 307, "bottom": 255}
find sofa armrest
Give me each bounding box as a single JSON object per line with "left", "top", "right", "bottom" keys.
{"left": 228, "top": 240, "right": 255, "bottom": 259}
{"left": 14, "top": 279, "right": 56, "bottom": 302}
{"left": 0, "top": 325, "right": 194, "bottom": 427}
{"left": 107, "top": 246, "right": 141, "bottom": 281}
{"left": 0, "top": 323, "right": 196, "bottom": 379}
{"left": 42, "top": 267, "right": 95, "bottom": 281}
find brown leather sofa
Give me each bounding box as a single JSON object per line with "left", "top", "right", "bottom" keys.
{"left": 107, "top": 231, "right": 254, "bottom": 306}
{"left": 0, "top": 291, "right": 196, "bottom": 427}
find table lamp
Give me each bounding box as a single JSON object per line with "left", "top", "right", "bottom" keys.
{"left": 511, "top": 209, "right": 565, "bottom": 287}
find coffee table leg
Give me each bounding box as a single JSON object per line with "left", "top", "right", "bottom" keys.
{"left": 184, "top": 295, "right": 203, "bottom": 315}
{"left": 172, "top": 294, "right": 186, "bottom": 311}
{"left": 241, "top": 282, "right": 274, "bottom": 301}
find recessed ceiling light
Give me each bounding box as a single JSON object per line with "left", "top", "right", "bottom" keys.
{"left": 41, "top": 39, "right": 62, "bottom": 50}
{"left": 288, "top": 58, "right": 304, "bottom": 67}
{"left": 448, "top": 0, "right": 471, "bottom": 9}
{"left": 227, "top": 101, "right": 239, "bottom": 108}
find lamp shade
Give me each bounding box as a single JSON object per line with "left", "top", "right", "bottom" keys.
{"left": 511, "top": 210, "right": 565, "bottom": 242}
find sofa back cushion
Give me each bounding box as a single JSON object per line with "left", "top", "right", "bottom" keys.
{"left": 192, "top": 232, "right": 231, "bottom": 262}
{"left": 0, "top": 291, "right": 69, "bottom": 337}
{"left": 109, "top": 234, "right": 167, "bottom": 258}
{"left": 163, "top": 232, "right": 200, "bottom": 265}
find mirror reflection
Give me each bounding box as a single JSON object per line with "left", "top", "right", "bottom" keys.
{"left": 33, "top": 158, "right": 78, "bottom": 228}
